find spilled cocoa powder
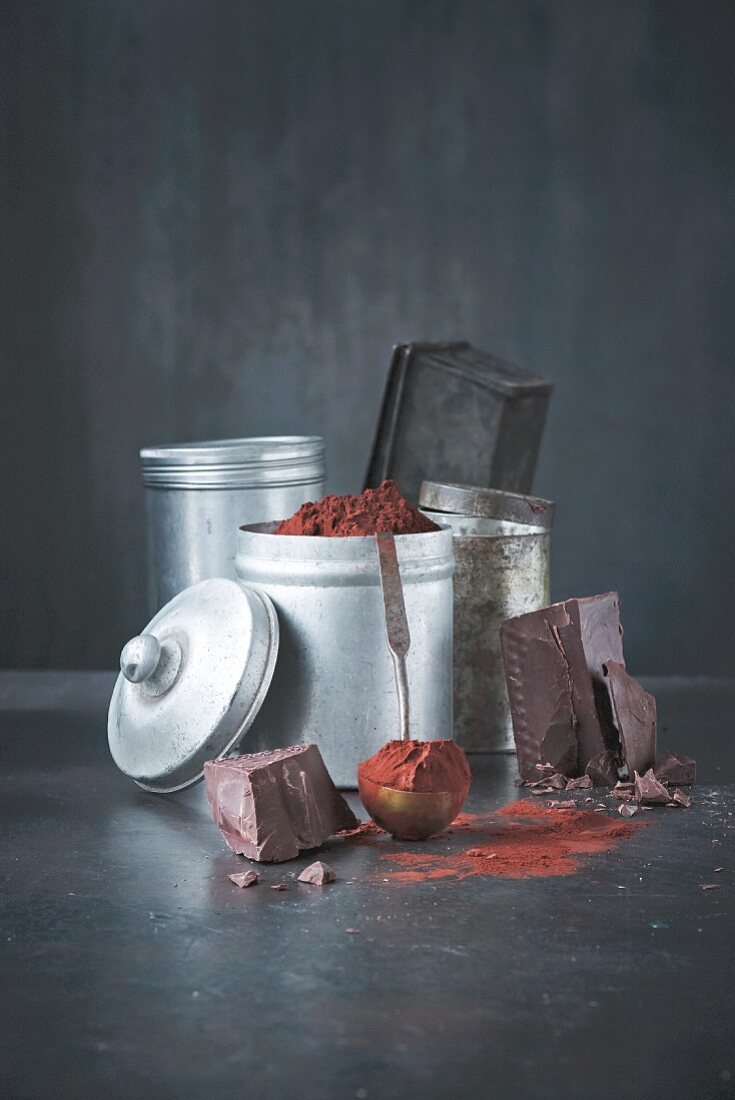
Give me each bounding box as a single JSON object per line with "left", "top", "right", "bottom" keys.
{"left": 375, "top": 799, "right": 644, "bottom": 882}
{"left": 357, "top": 739, "right": 471, "bottom": 795}
{"left": 274, "top": 479, "right": 440, "bottom": 537}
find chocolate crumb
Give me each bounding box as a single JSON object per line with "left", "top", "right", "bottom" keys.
{"left": 229, "top": 871, "right": 259, "bottom": 888}
{"left": 345, "top": 928, "right": 360, "bottom": 934}
{"left": 271, "top": 883, "right": 289, "bottom": 891}
{"left": 566, "top": 775, "right": 593, "bottom": 790}
{"left": 298, "top": 861, "right": 337, "bottom": 885}
{"left": 700, "top": 884, "right": 720, "bottom": 891}
{"left": 655, "top": 752, "right": 696, "bottom": 787}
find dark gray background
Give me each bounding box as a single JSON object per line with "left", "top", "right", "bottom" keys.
{"left": 2, "top": 0, "right": 734, "bottom": 673}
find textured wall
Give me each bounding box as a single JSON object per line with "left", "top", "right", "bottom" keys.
{"left": 2, "top": 0, "right": 734, "bottom": 672}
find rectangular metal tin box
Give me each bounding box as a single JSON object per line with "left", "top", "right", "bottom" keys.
{"left": 365, "top": 342, "right": 552, "bottom": 502}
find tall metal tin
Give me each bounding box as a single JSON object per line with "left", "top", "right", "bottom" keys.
{"left": 419, "top": 481, "right": 553, "bottom": 754}
{"left": 235, "top": 523, "right": 455, "bottom": 787}
{"left": 141, "top": 437, "right": 325, "bottom": 611}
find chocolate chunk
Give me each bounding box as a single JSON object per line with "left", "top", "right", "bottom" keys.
{"left": 633, "top": 769, "right": 671, "bottom": 805}
{"left": 547, "top": 773, "right": 568, "bottom": 790}
{"left": 655, "top": 753, "right": 696, "bottom": 786}
{"left": 618, "top": 803, "right": 638, "bottom": 818}
{"left": 566, "top": 775, "right": 593, "bottom": 790}
{"left": 585, "top": 750, "right": 621, "bottom": 787}
{"left": 229, "top": 871, "right": 259, "bottom": 888}
{"left": 204, "top": 744, "right": 359, "bottom": 863}
{"left": 612, "top": 781, "right": 635, "bottom": 799}
{"left": 671, "top": 789, "right": 692, "bottom": 808}
{"left": 604, "top": 662, "right": 656, "bottom": 777}
{"left": 298, "top": 861, "right": 337, "bottom": 885}
{"left": 501, "top": 593, "right": 624, "bottom": 781}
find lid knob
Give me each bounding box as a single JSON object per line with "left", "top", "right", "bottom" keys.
{"left": 120, "top": 633, "right": 182, "bottom": 697}
{"left": 121, "top": 634, "right": 161, "bottom": 682}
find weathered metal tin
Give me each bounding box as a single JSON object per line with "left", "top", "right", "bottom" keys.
{"left": 235, "top": 523, "right": 455, "bottom": 788}
{"left": 108, "top": 579, "right": 279, "bottom": 793}
{"left": 420, "top": 480, "right": 552, "bottom": 754}
{"left": 419, "top": 481, "right": 555, "bottom": 529}
{"left": 365, "top": 342, "right": 552, "bottom": 501}
{"left": 141, "top": 437, "right": 325, "bottom": 611}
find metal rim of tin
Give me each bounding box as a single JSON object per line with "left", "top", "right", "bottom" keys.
{"left": 418, "top": 480, "right": 555, "bottom": 529}
{"left": 107, "top": 578, "right": 280, "bottom": 793}
{"left": 237, "top": 521, "right": 455, "bottom": 583}
{"left": 140, "top": 436, "right": 325, "bottom": 490}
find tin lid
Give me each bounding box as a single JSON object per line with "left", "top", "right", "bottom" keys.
{"left": 419, "top": 480, "right": 555, "bottom": 529}
{"left": 107, "top": 578, "right": 279, "bottom": 793}
{"left": 140, "top": 436, "right": 325, "bottom": 489}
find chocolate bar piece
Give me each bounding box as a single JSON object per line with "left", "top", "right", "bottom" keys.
{"left": 655, "top": 752, "right": 696, "bottom": 786}
{"left": 500, "top": 593, "right": 624, "bottom": 781}
{"left": 585, "top": 750, "right": 620, "bottom": 787}
{"left": 604, "top": 661, "right": 656, "bottom": 777}
{"left": 204, "top": 745, "right": 359, "bottom": 863}
{"left": 634, "top": 769, "right": 671, "bottom": 805}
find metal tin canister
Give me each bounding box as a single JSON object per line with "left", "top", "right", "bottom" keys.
{"left": 419, "top": 481, "right": 554, "bottom": 754}
{"left": 140, "top": 437, "right": 325, "bottom": 611}
{"left": 235, "top": 523, "right": 455, "bottom": 787}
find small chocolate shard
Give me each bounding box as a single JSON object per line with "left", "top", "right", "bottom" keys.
{"left": 530, "top": 786, "right": 555, "bottom": 796}
{"left": 655, "top": 753, "right": 696, "bottom": 786}
{"left": 633, "top": 769, "right": 671, "bottom": 805}
{"left": 604, "top": 662, "right": 656, "bottom": 777}
{"left": 204, "top": 744, "right": 359, "bottom": 863}
{"left": 612, "top": 781, "right": 635, "bottom": 799}
{"left": 566, "top": 775, "right": 593, "bottom": 790}
{"left": 271, "top": 883, "right": 289, "bottom": 891}
{"left": 585, "top": 750, "right": 620, "bottom": 788}
{"left": 229, "top": 871, "right": 259, "bottom": 888}
{"left": 618, "top": 803, "right": 639, "bottom": 818}
{"left": 547, "top": 773, "right": 568, "bottom": 790}
{"left": 700, "top": 884, "right": 720, "bottom": 891}
{"left": 671, "top": 789, "right": 692, "bottom": 809}
{"left": 298, "top": 860, "right": 337, "bottom": 885}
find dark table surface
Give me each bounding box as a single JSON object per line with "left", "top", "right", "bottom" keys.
{"left": 1, "top": 673, "right": 734, "bottom": 1100}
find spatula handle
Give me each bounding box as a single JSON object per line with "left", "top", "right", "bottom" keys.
{"left": 375, "top": 532, "right": 411, "bottom": 742}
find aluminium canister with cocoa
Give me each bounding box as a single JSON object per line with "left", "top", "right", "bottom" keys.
{"left": 235, "top": 522, "right": 455, "bottom": 787}
{"left": 140, "top": 437, "right": 325, "bottom": 611}
{"left": 419, "top": 480, "right": 553, "bottom": 753}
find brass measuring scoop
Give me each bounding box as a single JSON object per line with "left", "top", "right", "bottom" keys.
{"left": 357, "top": 532, "right": 469, "bottom": 840}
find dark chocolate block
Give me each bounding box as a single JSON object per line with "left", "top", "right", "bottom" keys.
{"left": 204, "top": 745, "right": 359, "bottom": 863}
{"left": 604, "top": 661, "right": 656, "bottom": 778}
{"left": 500, "top": 593, "right": 624, "bottom": 781}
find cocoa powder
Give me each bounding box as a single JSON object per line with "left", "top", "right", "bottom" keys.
{"left": 274, "top": 479, "right": 440, "bottom": 537}
{"left": 358, "top": 739, "right": 471, "bottom": 795}
{"left": 376, "top": 800, "right": 644, "bottom": 882}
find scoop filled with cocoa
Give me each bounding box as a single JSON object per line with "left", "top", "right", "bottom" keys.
{"left": 357, "top": 530, "right": 471, "bottom": 839}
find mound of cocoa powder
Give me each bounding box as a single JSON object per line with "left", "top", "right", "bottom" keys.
{"left": 358, "top": 740, "right": 471, "bottom": 796}
{"left": 274, "top": 479, "right": 440, "bottom": 537}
